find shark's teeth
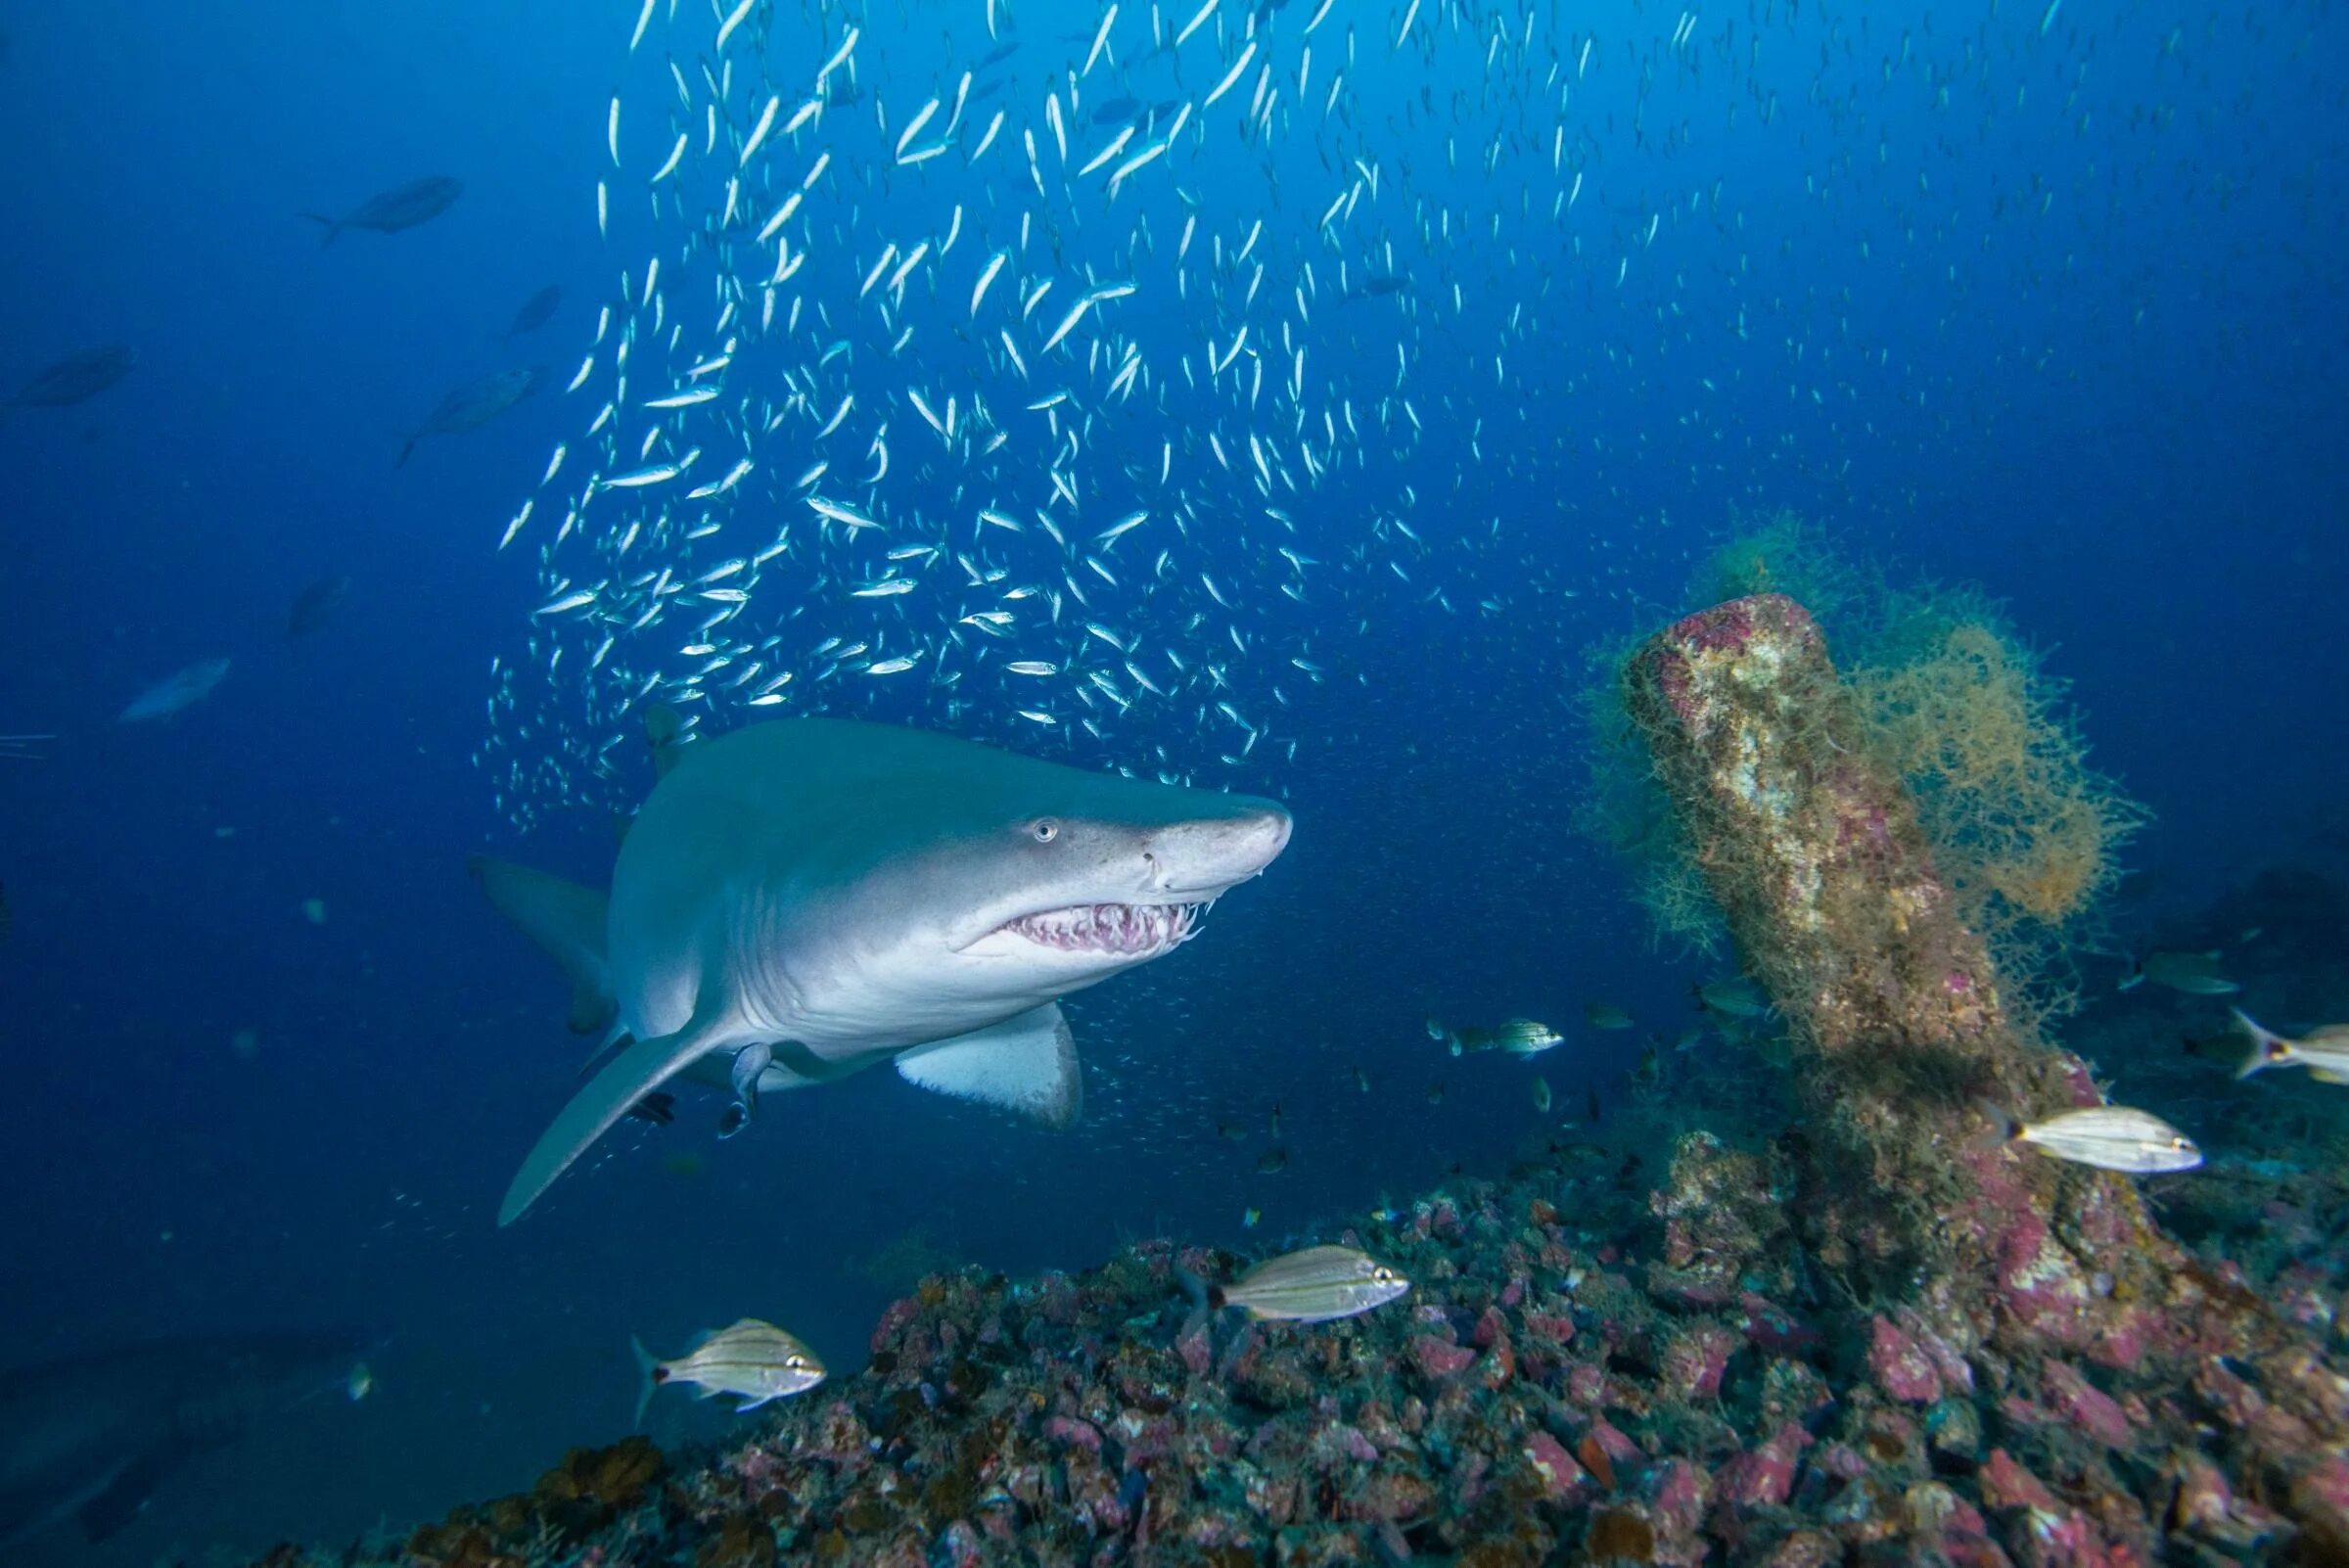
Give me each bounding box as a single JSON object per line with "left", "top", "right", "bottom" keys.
{"left": 1004, "top": 902, "right": 1201, "bottom": 955}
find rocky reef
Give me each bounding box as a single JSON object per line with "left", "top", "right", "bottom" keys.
{"left": 256, "top": 1121, "right": 2344, "bottom": 1568}
{"left": 248, "top": 595, "right": 2348, "bottom": 1568}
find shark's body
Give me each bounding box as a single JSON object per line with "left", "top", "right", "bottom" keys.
{"left": 478, "top": 716, "right": 1292, "bottom": 1223}
{"left": 0, "top": 1332, "right": 365, "bottom": 1548}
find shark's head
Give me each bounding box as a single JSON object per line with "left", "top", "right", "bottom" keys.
{"left": 797, "top": 755, "right": 1292, "bottom": 1033}
{"left": 948, "top": 781, "right": 1293, "bottom": 982}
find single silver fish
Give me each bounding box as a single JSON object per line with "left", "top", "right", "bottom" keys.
{"left": 5, "top": 345, "right": 136, "bottom": 414}
{"left": 1206, "top": 1244, "right": 1410, "bottom": 1323}
{"left": 1695, "top": 977, "right": 1771, "bottom": 1019}
{"left": 1583, "top": 1001, "right": 1635, "bottom": 1031}
{"left": 631, "top": 1317, "right": 824, "bottom": 1426}
{"left": 398, "top": 366, "right": 542, "bottom": 468}
{"left": 2233, "top": 1008, "right": 2349, "bottom": 1084}
{"left": 117, "top": 658, "right": 231, "bottom": 723}
{"left": 1428, "top": 1016, "right": 1562, "bottom": 1058}
{"left": 2120, "top": 949, "right": 2238, "bottom": 996}
{"left": 1988, "top": 1104, "right": 2202, "bottom": 1175}
{"left": 299, "top": 175, "right": 463, "bottom": 246}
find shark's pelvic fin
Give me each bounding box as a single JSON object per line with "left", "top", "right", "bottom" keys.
{"left": 470, "top": 855, "right": 615, "bottom": 1035}
{"left": 501, "top": 1009, "right": 737, "bottom": 1224}
{"left": 895, "top": 1002, "right": 1083, "bottom": 1130}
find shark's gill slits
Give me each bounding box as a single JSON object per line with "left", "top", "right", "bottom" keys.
{"left": 1004, "top": 902, "right": 1200, "bottom": 955}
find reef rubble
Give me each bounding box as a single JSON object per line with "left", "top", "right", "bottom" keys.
{"left": 273, "top": 1124, "right": 2343, "bottom": 1568}
{"left": 250, "top": 594, "right": 2348, "bottom": 1568}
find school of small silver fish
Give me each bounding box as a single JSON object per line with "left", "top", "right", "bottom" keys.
{"left": 466, "top": 0, "right": 2272, "bottom": 825}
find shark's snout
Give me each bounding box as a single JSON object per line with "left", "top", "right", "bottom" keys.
{"left": 1151, "top": 803, "right": 1292, "bottom": 895}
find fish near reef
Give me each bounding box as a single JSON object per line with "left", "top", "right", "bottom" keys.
{"left": 631, "top": 1318, "right": 823, "bottom": 1426}
{"left": 2233, "top": 1008, "right": 2349, "bottom": 1084}
{"left": 2121, "top": 949, "right": 2238, "bottom": 995}
{"left": 1192, "top": 1244, "right": 1411, "bottom": 1324}
{"left": 1429, "top": 1016, "right": 1562, "bottom": 1057}
{"left": 475, "top": 715, "right": 1291, "bottom": 1222}
{"left": 1982, "top": 1103, "right": 2203, "bottom": 1175}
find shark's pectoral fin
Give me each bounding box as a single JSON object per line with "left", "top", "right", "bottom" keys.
{"left": 470, "top": 855, "right": 615, "bottom": 1035}
{"left": 501, "top": 1011, "right": 737, "bottom": 1225}
{"left": 77, "top": 1445, "right": 176, "bottom": 1543}
{"left": 895, "top": 1002, "right": 1083, "bottom": 1130}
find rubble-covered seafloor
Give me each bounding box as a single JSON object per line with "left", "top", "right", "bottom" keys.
{"left": 253, "top": 1115, "right": 2347, "bottom": 1568}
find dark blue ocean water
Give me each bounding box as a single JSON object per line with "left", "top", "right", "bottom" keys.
{"left": 1, "top": 0, "right": 2342, "bottom": 1557}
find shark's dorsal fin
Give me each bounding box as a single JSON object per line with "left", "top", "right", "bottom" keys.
{"left": 644, "top": 702, "right": 695, "bottom": 780}
{"left": 895, "top": 1002, "right": 1083, "bottom": 1129}
{"left": 470, "top": 856, "right": 614, "bottom": 1035}
{"left": 501, "top": 1008, "right": 737, "bottom": 1224}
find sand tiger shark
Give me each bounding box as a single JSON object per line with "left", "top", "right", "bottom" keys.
{"left": 0, "top": 1331, "right": 366, "bottom": 1548}
{"left": 475, "top": 715, "right": 1292, "bottom": 1223}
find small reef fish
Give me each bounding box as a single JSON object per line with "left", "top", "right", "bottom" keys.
{"left": 1428, "top": 1016, "right": 1562, "bottom": 1058}
{"left": 1194, "top": 1245, "right": 1410, "bottom": 1324}
{"left": 1695, "top": 977, "right": 1771, "bottom": 1019}
{"left": 2120, "top": 949, "right": 2238, "bottom": 995}
{"left": 1584, "top": 1001, "right": 1635, "bottom": 1030}
{"left": 299, "top": 175, "right": 463, "bottom": 245}
{"left": 2232, "top": 1008, "right": 2349, "bottom": 1084}
{"left": 117, "top": 658, "right": 231, "bottom": 723}
{"left": 632, "top": 1317, "right": 825, "bottom": 1426}
{"left": 1984, "top": 1104, "right": 2202, "bottom": 1175}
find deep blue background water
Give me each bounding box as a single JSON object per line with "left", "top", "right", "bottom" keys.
{"left": 1, "top": 0, "right": 2342, "bottom": 1557}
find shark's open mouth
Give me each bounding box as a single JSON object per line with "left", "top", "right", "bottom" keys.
{"left": 1000, "top": 902, "right": 1203, "bottom": 955}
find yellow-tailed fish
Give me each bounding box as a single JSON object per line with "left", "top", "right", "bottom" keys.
{"left": 2233, "top": 1008, "right": 2349, "bottom": 1084}
{"left": 1984, "top": 1104, "right": 2202, "bottom": 1175}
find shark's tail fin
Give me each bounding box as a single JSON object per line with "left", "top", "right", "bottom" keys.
{"left": 630, "top": 1334, "right": 664, "bottom": 1430}
{"left": 298, "top": 211, "right": 344, "bottom": 247}
{"left": 469, "top": 855, "right": 615, "bottom": 1035}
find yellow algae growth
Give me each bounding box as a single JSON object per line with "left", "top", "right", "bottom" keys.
{"left": 1845, "top": 603, "right": 2145, "bottom": 1005}
{"left": 1583, "top": 514, "right": 2145, "bottom": 1011}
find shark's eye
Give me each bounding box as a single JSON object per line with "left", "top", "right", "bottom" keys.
{"left": 1031, "top": 818, "right": 1059, "bottom": 843}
